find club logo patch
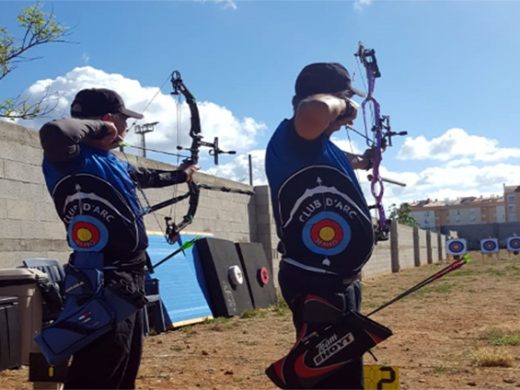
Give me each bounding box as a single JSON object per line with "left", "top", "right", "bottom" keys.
{"left": 68, "top": 215, "right": 108, "bottom": 251}
{"left": 303, "top": 211, "right": 351, "bottom": 256}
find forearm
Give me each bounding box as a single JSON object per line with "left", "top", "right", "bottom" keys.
{"left": 132, "top": 168, "right": 188, "bottom": 188}
{"left": 39, "top": 118, "right": 108, "bottom": 162}
{"left": 294, "top": 94, "right": 349, "bottom": 140}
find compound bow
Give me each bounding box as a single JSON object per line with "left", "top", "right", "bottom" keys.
{"left": 354, "top": 42, "right": 407, "bottom": 242}
{"left": 137, "top": 71, "right": 250, "bottom": 246}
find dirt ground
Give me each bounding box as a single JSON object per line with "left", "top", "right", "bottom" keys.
{"left": 1, "top": 251, "right": 519, "bottom": 389}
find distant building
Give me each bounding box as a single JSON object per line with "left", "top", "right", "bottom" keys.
{"left": 408, "top": 186, "right": 518, "bottom": 229}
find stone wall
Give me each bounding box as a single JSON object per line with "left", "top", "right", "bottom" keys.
{"left": 0, "top": 121, "right": 448, "bottom": 282}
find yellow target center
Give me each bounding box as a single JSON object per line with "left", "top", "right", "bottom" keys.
{"left": 77, "top": 228, "right": 93, "bottom": 242}
{"left": 319, "top": 227, "right": 336, "bottom": 242}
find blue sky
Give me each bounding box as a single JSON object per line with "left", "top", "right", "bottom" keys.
{"left": 2, "top": 0, "right": 520, "bottom": 209}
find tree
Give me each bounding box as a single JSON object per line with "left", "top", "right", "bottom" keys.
{"left": 389, "top": 202, "right": 417, "bottom": 227}
{"left": 0, "top": 3, "right": 67, "bottom": 119}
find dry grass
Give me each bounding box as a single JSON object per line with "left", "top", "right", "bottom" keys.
{"left": 471, "top": 347, "right": 514, "bottom": 367}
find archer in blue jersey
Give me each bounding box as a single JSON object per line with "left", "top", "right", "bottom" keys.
{"left": 265, "top": 63, "right": 375, "bottom": 389}
{"left": 39, "top": 88, "right": 196, "bottom": 389}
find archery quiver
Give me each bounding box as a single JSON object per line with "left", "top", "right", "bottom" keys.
{"left": 265, "top": 294, "right": 392, "bottom": 389}
{"left": 35, "top": 252, "right": 146, "bottom": 365}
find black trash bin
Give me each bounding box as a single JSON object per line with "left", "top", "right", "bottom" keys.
{"left": 0, "top": 296, "right": 21, "bottom": 370}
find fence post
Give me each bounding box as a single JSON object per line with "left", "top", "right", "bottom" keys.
{"left": 390, "top": 220, "right": 400, "bottom": 273}
{"left": 413, "top": 226, "right": 420, "bottom": 267}
{"left": 426, "top": 230, "right": 433, "bottom": 264}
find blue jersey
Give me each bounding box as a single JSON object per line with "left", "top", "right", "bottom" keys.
{"left": 43, "top": 144, "right": 147, "bottom": 264}
{"left": 265, "top": 119, "right": 374, "bottom": 277}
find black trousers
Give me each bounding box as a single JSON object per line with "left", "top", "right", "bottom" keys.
{"left": 64, "top": 308, "right": 144, "bottom": 389}
{"left": 278, "top": 260, "right": 364, "bottom": 390}
{"left": 64, "top": 267, "right": 146, "bottom": 390}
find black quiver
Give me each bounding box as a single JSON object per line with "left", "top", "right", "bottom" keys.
{"left": 265, "top": 294, "right": 392, "bottom": 389}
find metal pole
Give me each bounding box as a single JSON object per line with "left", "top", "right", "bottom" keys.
{"left": 134, "top": 121, "right": 159, "bottom": 158}
{"left": 248, "top": 154, "right": 253, "bottom": 186}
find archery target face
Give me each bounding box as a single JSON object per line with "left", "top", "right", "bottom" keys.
{"left": 480, "top": 238, "right": 499, "bottom": 254}
{"left": 302, "top": 211, "right": 351, "bottom": 256}
{"left": 68, "top": 215, "right": 108, "bottom": 251}
{"left": 507, "top": 237, "right": 520, "bottom": 252}
{"left": 446, "top": 239, "right": 467, "bottom": 256}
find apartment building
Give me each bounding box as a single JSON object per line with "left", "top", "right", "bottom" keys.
{"left": 409, "top": 189, "right": 512, "bottom": 229}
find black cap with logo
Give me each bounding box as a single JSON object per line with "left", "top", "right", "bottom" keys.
{"left": 295, "top": 63, "right": 365, "bottom": 99}
{"left": 70, "top": 88, "right": 143, "bottom": 119}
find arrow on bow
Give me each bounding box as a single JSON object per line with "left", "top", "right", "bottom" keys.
{"left": 353, "top": 42, "right": 408, "bottom": 242}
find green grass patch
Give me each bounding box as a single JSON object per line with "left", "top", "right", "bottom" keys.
{"left": 485, "top": 328, "right": 520, "bottom": 346}
{"left": 412, "top": 282, "right": 456, "bottom": 297}
{"left": 432, "top": 366, "right": 449, "bottom": 374}
{"left": 240, "top": 308, "right": 269, "bottom": 319}
{"left": 270, "top": 295, "right": 290, "bottom": 316}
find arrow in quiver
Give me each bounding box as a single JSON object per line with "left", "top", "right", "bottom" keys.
{"left": 265, "top": 294, "right": 392, "bottom": 389}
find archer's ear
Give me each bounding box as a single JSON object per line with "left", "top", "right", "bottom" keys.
{"left": 101, "top": 113, "right": 113, "bottom": 122}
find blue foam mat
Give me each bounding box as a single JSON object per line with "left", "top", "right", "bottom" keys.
{"left": 147, "top": 232, "right": 213, "bottom": 326}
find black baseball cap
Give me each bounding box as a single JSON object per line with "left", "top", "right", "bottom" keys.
{"left": 70, "top": 88, "right": 143, "bottom": 119}
{"left": 295, "top": 63, "right": 365, "bottom": 99}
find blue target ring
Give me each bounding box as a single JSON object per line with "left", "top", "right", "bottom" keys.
{"left": 302, "top": 211, "right": 351, "bottom": 256}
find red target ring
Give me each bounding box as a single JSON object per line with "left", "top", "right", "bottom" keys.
{"left": 310, "top": 219, "right": 344, "bottom": 249}
{"left": 258, "top": 267, "right": 270, "bottom": 286}
{"left": 71, "top": 221, "right": 100, "bottom": 249}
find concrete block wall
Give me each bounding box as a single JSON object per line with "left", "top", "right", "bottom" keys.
{"left": 0, "top": 121, "right": 448, "bottom": 284}
{"left": 0, "top": 121, "right": 70, "bottom": 267}
{"left": 252, "top": 186, "right": 280, "bottom": 283}
{"left": 418, "top": 228, "right": 428, "bottom": 266}
{"left": 0, "top": 121, "right": 255, "bottom": 268}
{"left": 361, "top": 239, "right": 392, "bottom": 278}
{"left": 396, "top": 224, "right": 415, "bottom": 270}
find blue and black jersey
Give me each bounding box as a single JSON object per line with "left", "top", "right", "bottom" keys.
{"left": 40, "top": 118, "right": 187, "bottom": 269}
{"left": 265, "top": 118, "right": 374, "bottom": 277}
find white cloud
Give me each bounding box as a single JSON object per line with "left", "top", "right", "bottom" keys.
{"left": 16, "top": 66, "right": 266, "bottom": 167}
{"left": 194, "top": 0, "right": 237, "bottom": 10}
{"left": 81, "top": 52, "right": 90, "bottom": 64}
{"left": 397, "top": 128, "right": 520, "bottom": 162}
{"left": 354, "top": 0, "right": 373, "bottom": 11}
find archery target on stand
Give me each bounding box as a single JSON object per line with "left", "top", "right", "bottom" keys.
{"left": 235, "top": 242, "right": 277, "bottom": 309}
{"left": 506, "top": 236, "right": 520, "bottom": 253}
{"left": 446, "top": 239, "right": 467, "bottom": 256}
{"left": 194, "top": 237, "right": 254, "bottom": 317}
{"left": 480, "top": 238, "right": 499, "bottom": 254}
